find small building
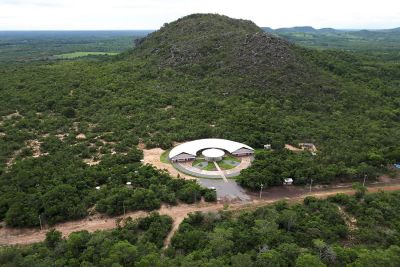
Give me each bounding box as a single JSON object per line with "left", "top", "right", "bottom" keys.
{"left": 170, "top": 152, "right": 196, "bottom": 163}
{"left": 231, "top": 147, "right": 254, "bottom": 157}
{"left": 283, "top": 178, "right": 293, "bottom": 185}
{"left": 264, "top": 144, "right": 272, "bottom": 150}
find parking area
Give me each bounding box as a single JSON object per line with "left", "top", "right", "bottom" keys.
{"left": 197, "top": 178, "right": 251, "bottom": 202}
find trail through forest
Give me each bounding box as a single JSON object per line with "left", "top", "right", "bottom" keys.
{"left": 1, "top": 183, "right": 400, "bottom": 247}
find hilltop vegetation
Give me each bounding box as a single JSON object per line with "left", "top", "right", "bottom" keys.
{"left": 2, "top": 191, "right": 400, "bottom": 266}
{"left": 0, "top": 14, "right": 400, "bottom": 227}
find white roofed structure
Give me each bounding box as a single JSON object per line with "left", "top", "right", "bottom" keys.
{"left": 202, "top": 148, "right": 225, "bottom": 162}
{"left": 169, "top": 138, "right": 254, "bottom": 162}
{"left": 202, "top": 148, "right": 225, "bottom": 158}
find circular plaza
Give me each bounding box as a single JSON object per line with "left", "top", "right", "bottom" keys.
{"left": 169, "top": 138, "right": 254, "bottom": 179}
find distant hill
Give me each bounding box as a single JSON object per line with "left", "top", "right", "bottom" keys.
{"left": 265, "top": 26, "right": 400, "bottom": 34}
{"left": 275, "top": 26, "right": 319, "bottom": 33}
{"left": 263, "top": 26, "right": 400, "bottom": 51}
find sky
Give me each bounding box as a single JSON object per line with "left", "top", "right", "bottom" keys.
{"left": 0, "top": 0, "right": 399, "bottom": 30}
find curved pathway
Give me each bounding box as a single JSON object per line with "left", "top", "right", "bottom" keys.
{"left": 175, "top": 156, "right": 253, "bottom": 179}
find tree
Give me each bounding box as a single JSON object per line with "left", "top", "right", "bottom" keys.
{"left": 231, "top": 253, "right": 253, "bottom": 267}
{"left": 278, "top": 209, "right": 297, "bottom": 231}
{"left": 62, "top": 107, "right": 76, "bottom": 118}
{"left": 352, "top": 182, "right": 367, "bottom": 199}
{"left": 66, "top": 231, "right": 91, "bottom": 258}
{"left": 5, "top": 194, "right": 39, "bottom": 227}
{"left": 295, "top": 253, "right": 326, "bottom": 267}
{"left": 256, "top": 250, "right": 285, "bottom": 267}
{"left": 351, "top": 246, "right": 400, "bottom": 267}
{"left": 45, "top": 229, "right": 63, "bottom": 248}
{"left": 42, "top": 184, "right": 87, "bottom": 224}
{"left": 177, "top": 183, "right": 202, "bottom": 204}
{"left": 208, "top": 227, "right": 234, "bottom": 257}
{"left": 204, "top": 190, "right": 217, "bottom": 202}
{"left": 102, "top": 241, "right": 138, "bottom": 266}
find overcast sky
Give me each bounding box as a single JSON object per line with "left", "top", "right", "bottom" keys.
{"left": 0, "top": 0, "right": 399, "bottom": 30}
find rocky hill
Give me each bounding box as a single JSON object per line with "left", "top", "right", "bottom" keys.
{"left": 131, "top": 14, "right": 336, "bottom": 99}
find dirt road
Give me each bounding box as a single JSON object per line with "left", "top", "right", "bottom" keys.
{"left": 1, "top": 183, "right": 400, "bottom": 247}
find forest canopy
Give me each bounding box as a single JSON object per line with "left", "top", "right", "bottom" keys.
{"left": 0, "top": 14, "right": 399, "bottom": 227}
{"left": 2, "top": 191, "right": 400, "bottom": 266}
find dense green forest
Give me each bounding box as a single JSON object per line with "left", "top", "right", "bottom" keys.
{"left": 2, "top": 190, "right": 400, "bottom": 266}
{"left": 0, "top": 14, "right": 400, "bottom": 227}
{"left": 0, "top": 139, "right": 215, "bottom": 227}
{"left": 0, "top": 31, "right": 151, "bottom": 62}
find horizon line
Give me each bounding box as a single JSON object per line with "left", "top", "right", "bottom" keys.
{"left": 0, "top": 26, "right": 399, "bottom": 32}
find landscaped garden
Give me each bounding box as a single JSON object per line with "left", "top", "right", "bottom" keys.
{"left": 192, "top": 155, "right": 241, "bottom": 171}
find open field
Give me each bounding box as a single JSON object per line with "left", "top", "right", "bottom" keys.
{"left": 54, "top": 51, "right": 119, "bottom": 59}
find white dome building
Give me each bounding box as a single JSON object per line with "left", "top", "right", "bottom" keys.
{"left": 169, "top": 138, "right": 254, "bottom": 162}
{"left": 202, "top": 148, "right": 225, "bottom": 162}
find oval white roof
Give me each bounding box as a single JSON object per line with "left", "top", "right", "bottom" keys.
{"left": 202, "top": 148, "right": 225, "bottom": 158}
{"left": 169, "top": 138, "right": 254, "bottom": 159}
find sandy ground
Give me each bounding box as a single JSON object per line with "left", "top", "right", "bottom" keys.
{"left": 26, "top": 140, "right": 46, "bottom": 158}
{"left": 142, "top": 147, "right": 197, "bottom": 180}
{"left": 284, "top": 144, "right": 303, "bottom": 152}
{"left": 285, "top": 143, "right": 317, "bottom": 152}
{"left": 76, "top": 133, "right": 87, "bottom": 140}
{"left": 2, "top": 182, "right": 400, "bottom": 247}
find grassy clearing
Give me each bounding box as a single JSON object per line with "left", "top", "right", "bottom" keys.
{"left": 203, "top": 162, "right": 217, "bottom": 171}
{"left": 217, "top": 160, "right": 236, "bottom": 170}
{"left": 191, "top": 155, "right": 240, "bottom": 170}
{"left": 54, "top": 52, "right": 119, "bottom": 59}
{"left": 192, "top": 158, "right": 204, "bottom": 166}
{"left": 224, "top": 155, "right": 241, "bottom": 162}
{"left": 192, "top": 160, "right": 217, "bottom": 171}
{"left": 160, "top": 149, "right": 171, "bottom": 163}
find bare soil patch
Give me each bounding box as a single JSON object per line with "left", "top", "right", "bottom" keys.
{"left": 284, "top": 144, "right": 303, "bottom": 152}
{"left": 55, "top": 133, "right": 68, "bottom": 141}
{"left": 83, "top": 158, "right": 101, "bottom": 166}
{"left": 76, "top": 133, "right": 87, "bottom": 140}
{"left": 142, "top": 147, "right": 197, "bottom": 180}
{"left": 162, "top": 105, "right": 173, "bottom": 111}
{"left": 5, "top": 148, "right": 23, "bottom": 168}
{"left": 26, "top": 140, "right": 44, "bottom": 158}
{"left": 3, "top": 111, "right": 22, "bottom": 120}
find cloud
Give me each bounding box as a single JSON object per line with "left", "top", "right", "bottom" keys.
{"left": 0, "top": 0, "right": 399, "bottom": 30}
{"left": 0, "top": 0, "right": 63, "bottom": 7}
